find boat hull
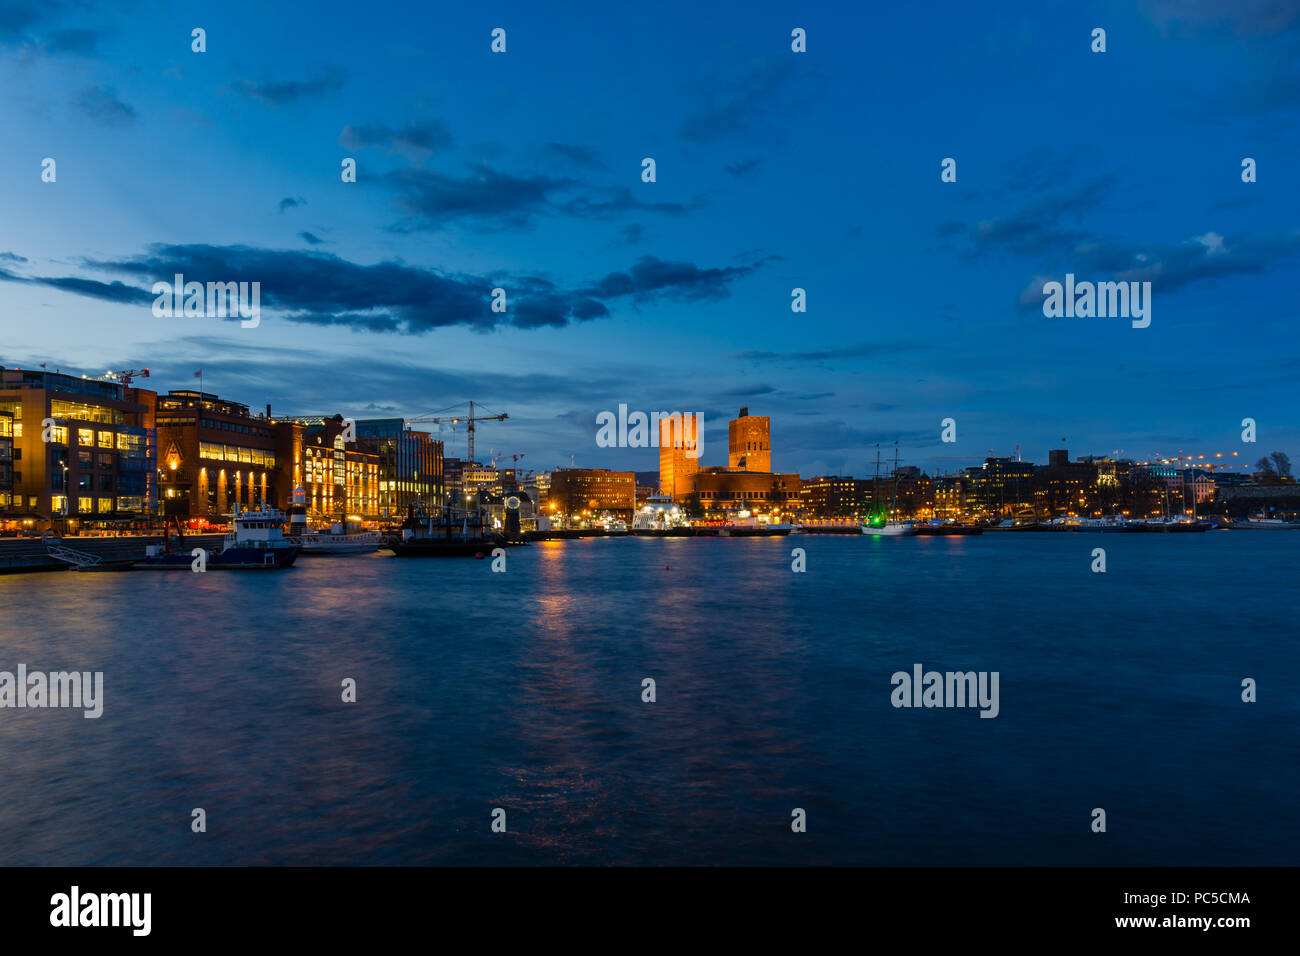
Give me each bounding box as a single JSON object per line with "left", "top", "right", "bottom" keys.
{"left": 386, "top": 538, "right": 500, "bottom": 557}
{"left": 862, "top": 524, "right": 916, "bottom": 536}
{"left": 136, "top": 546, "right": 299, "bottom": 569}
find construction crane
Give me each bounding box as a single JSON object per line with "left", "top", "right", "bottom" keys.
{"left": 407, "top": 401, "right": 507, "bottom": 465}
{"left": 110, "top": 368, "right": 150, "bottom": 386}
{"left": 488, "top": 451, "right": 525, "bottom": 469}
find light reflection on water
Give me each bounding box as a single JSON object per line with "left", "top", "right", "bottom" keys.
{"left": 0, "top": 533, "right": 1297, "bottom": 865}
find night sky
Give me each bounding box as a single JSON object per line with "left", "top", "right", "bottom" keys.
{"left": 1, "top": 0, "right": 1296, "bottom": 476}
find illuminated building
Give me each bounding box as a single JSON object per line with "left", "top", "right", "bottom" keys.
{"left": 1034, "top": 449, "right": 1098, "bottom": 516}
{"left": 548, "top": 468, "right": 636, "bottom": 521}
{"left": 0, "top": 410, "right": 11, "bottom": 514}
{"left": 279, "top": 415, "right": 380, "bottom": 521}
{"left": 964, "top": 457, "right": 1037, "bottom": 517}
{"left": 690, "top": 467, "right": 800, "bottom": 519}
{"left": 354, "top": 419, "right": 443, "bottom": 520}
{"left": 933, "top": 473, "right": 969, "bottom": 520}
{"left": 658, "top": 413, "right": 699, "bottom": 499}
{"left": 799, "top": 476, "right": 871, "bottom": 518}
{"left": 155, "top": 390, "right": 299, "bottom": 523}
{"left": 728, "top": 406, "right": 771, "bottom": 472}
{"left": 0, "top": 368, "right": 157, "bottom": 531}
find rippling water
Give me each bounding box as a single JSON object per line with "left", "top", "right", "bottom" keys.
{"left": 1, "top": 532, "right": 1296, "bottom": 865}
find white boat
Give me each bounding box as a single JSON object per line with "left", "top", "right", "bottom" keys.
{"left": 633, "top": 495, "right": 690, "bottom": 532}
{"left": 297, "top": 521, "right": 383, "bottom": 554}
{"left": 863, "top": 445, "right": 916, "bottom": 536}
{"left": 718, "top": 515, "right": 792, "bottom": 536}
{"left": 1233, "top": 515, "right": 1300, "bottom": 530}
{"left": 862, "top": 521, "right": 916, "bottom": 536}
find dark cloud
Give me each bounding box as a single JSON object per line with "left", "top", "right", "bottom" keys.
{"left": 278, "top": 197, "right": 306, "bottom": 214}
{"left": 75, "top": 86, "right": 136, "bottom": 127}
{"left": 0, "top": 3, "right": 43, "bottom": 43}
{"left": 969, "top": 177, "right": 1115, "bottom": 256}
{"left": 382, "top": 164, "right": 701, "bottom": 231}
{"left": 45, "top": 28, "right": 98, "bottom": 54}
{"left": 0, "top": 252, "right": 28, "bottom": 263}
{"left": 579, "top": 256, "right": 755, "bottom": 302}
{"left": 715, "top": 384, "right": 776, "bottom": 397}
{"left": 613, "top": 223, "right": 646, "bottom": 246}
{"left": 298, "top": 232, "right": 326, "bottom": 245}
{"left": 726, "top": 158, "right": 760, "bottom": 178}
{"left": 234, "top": 67, "right": 347, "bottom": 104}
{"left": 679, "top": 57, "right": 803, "bottom": 143}
{"left": 384, "top": 165, "right": 572, "bottom": 231}
{"left": 340, "top": 120, "right": 453, "bottom": 154}
{"left": 0, "top": 267, "right": 153, "bottom": 305}
{"left": 13, "top": 242, "right": 758, "bottom": 333}
{"left": 1018, "top": 230, "right": 1300, "bottom": 303}
{"left": 558, "top": 187, "right": 702, "bottom": 220}
{"left": 540, "top": 143, "right": 606, "bottom": 169}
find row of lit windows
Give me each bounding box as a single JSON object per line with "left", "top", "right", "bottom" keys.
{"left": 49, "top": 495, "right": 144, "bottom": 514}
{"left": 199, "top": 442, "right": 277, "bottom": 467}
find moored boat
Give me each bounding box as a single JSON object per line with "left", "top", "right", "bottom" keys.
{"left": 136, "top": 506, "right": 299, "bottom": 569}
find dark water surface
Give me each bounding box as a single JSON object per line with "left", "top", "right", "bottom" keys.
{"left": 1, "top": 533, "right": 1296, "bottom": 865}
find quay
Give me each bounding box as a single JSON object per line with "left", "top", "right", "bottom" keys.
{"left": 0, "top": 535, "right": 226, "bottom": 573}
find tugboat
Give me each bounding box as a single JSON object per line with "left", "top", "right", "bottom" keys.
{"left": 137, "top": 505, "right": 299, "bottom": 569}
{"left": 385, "top": 503, "right": 506, "bottom": 557}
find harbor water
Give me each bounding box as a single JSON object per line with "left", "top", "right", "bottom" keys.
{"left": 0, "top": 532, "right": 1296, "bottom": 865}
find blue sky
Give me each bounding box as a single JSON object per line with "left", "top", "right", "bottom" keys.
{"left": 1, "top": 0, "right": 1297, "bottom": 477}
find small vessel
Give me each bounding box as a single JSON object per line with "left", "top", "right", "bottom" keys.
{"left": 137, "top": 506, "right": 299, "bottom": 569}
{"left": 718, "top": 512, "right": 792, "bottom": 536}
{"left": 861, "top": 444, "right": 915, "bottom": 536}
{"left": 1044, "top": 516, "right": 1138, "bottom": 532}
{"left": 632, "top": 495, "right": 692, "bottom": 534}
{"left": 1137, "top": 517, "right": 1213, "bottom": 532}
{"left": 385, "top": 503, "right": 505, "bottom": 557}
{"left": 298, "top": 521, "right": 383, "bottom": 555}
{"left": 1232, "top": 515, "right": 1300, "bottom": 530}
{"left": 913, "top": 520, "right": 983, "bottom": 536}
{"left": 862, "top": 520, "right": 916, "bottom": 536}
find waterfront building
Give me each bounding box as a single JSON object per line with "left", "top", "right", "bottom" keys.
{"left": 0, "top": 410, "right": 12, "bottom": 518}
{"left": 461, "top": 462, "right": 502, "bottom": 497}
{"left": 288, "top": 416, "right": 381, "bottom": 522}
{"left": 0, "top": 368, "right": 157, "bottom": 531}
{"left": 548, "top": 467, "right": 636, "bottom": 521}
{"left": 963, "top": 457, "right": 1037, "bottom": 518}
{"left": 156, "top": 390, "right": 298, "bottom": 524}
{"left": 933, "top": 472, "right": 969, "bottom": 520}
{"left": 728, "top": 406, "right": 771, "bottom": 472}
{"left": 690, "top": 467, "right": 801, "bottom": 519}
{"left": 658, "top": 413, "right": 700, "bottom": 500}
{"left": 353, "top": 419, "right": 444, "bottom": 520}
{"left": 799, "top": 476, "right": 872, "bottom": 518}
{"left": 1034, "top": 449, "right": 1099, "bottom": 517}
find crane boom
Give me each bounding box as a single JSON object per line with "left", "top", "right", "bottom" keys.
{"left": 407, "top": 400, "right": 508, "bottom": 463}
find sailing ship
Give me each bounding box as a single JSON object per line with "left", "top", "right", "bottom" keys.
{"left": 862, "top": 445, "right": 916, "bottom": 536}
